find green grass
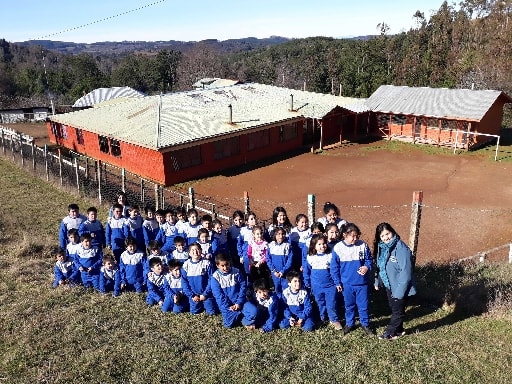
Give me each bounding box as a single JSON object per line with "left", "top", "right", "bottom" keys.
{"left": 0, "top": 156, "right": 511, "bottom": 384}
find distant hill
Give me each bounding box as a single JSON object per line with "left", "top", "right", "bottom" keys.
{"left": 16, "top": 36, "right": 291, "bottom": 55}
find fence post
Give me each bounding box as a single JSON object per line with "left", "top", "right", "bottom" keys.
{"left": 31, "top": 140, "right": 36, "bottom": 171}
{"left": 74, "top": 157, "right": 80, "bottom": 194}
{"left": 212, "top": 204, "right": 217, "bottom": 220}
{"left": 154, "top": 184, "right": 160, "bottom": 210}
{"left": 97, "top": 160, "right": 102, "bottom": 204}
{"left": 11, "top": 133, "right": 15, "bottom": 162}
{"left": 244, "top": 191, "right": 249, "bottom": 214}
{"left": 58, "top": 148, "right": 63, "bottom": 186}
{"left": 189, "top": 187, "right": 195, "bottom": 209}
{"left": 19, "top": 134, "right": 24, "bottom": 167}
{"left": 179, "top": 194, "right": 184, "bottom": 207}
{"left": 140, "top": 178, "right": 145, "bottom": 204}
{"left": 409, "top": 190, "right": 423, "bottom": 265}
{"left": 308, "top": 194, "right": 316, "bottom": 225}
{"left": 44, "top": 144, "right": 49, "bottom": 181}
{"left": 85, "top": 157, "right": 89, "bottom": 179}
{"left": 1, "top": 129, "right": 4, "bottom": 155}
{"left": 160, "top": 186, "right": 165, "bottom": 208}
{"left": 121, "top": 168, "right": 126, "bottom": 192}
{"left": 479, "top": 253, "right": 486, "bottom": 263}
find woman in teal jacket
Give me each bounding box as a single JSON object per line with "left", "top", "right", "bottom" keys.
{"left": 373, "top": 222, "right": 416, "bottom": 340}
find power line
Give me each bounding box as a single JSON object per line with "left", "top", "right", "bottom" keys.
{"left": 31, "top": 0, "right": 167, "bottom": 40}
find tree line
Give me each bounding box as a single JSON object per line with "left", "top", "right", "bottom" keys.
{"left": 1, "top": 0, "right": 511, "bottom": 124}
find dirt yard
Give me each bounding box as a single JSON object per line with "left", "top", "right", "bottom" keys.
{"left": 183, "top": 144, "right": 512, "bottom": 264}
{"left": 1, "top": 122, "right": 51, "bottom": 146}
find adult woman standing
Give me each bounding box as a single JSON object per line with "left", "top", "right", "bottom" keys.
{"left": 373, "top": 222, "right": 416, "bottom": 340}
{"left": 108, "top": 191, "right": 131, "bottom": 220}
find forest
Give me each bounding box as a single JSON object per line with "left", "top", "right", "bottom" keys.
{"left": 1, "top": 0, "right": 511, "bottom": 124}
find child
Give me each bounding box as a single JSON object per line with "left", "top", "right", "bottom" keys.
{"left": 197, "top": 228, "right": 215, "bottom": 261}
{"left": 78, "top": 207, "right": 105, "bottom": 250}
{"left": 302, "top": 222, "right": 325, "bottom": 271}
{"left": 266, "top": 206, "right": 292, "bottom": 241}
{"left": 245, "top": 225, "right": 270, "bottom": 285}
{"left": 155, "top": 209, "right": 167, "bottom": 229}
{"left": 331, "top": 223, "right": 374, "bottom": 336}
{"left": 73, "top": 233, "right": 102, "bottom": 290}
{"left": 266, "top": 227, "right": 293, "bottom": 297}
{"left": 279, "top": 271, "right": 315, "bottom": 332}
{"left": 146, "top": 258, "right": 166, "bottom": 306}
{"left": 180, "top": 208, "right": 202, "bottom": 246}
{"left": 65, "top": 228, "right": 81, "bottom": 260}
{"left": 303, "top": 234, "right": 342, "bottom": 330}
{"left": 59, "top": 203, "right": 86, "bottom": 250}
{"left": 211, "top": 219, "right": 228, "bottom": 256}
{"left": 162, "top": 259, "right": 188, "bottom": 314}
{"left": 147, "top": 240, "right": 169, "bottom": 267}
{"left": 201, "top": 214, "right": 213, "bottom": 239}
{"left": 105, "top": 203, "right": 126, "bottom": 262}
{"left": 156, "top": 209, "right": 178, "bottom": 253}
{"left": 123, "top": 205, "right": 145, "bottom": 253}
{"left": 108, "top": 191, "right": 131, "bottom": 219}
{"left": 227, "top": 210, "right": 244, "bottom": 268}
{"left": 53, "top": 248, "right": 78, "bottom": 287}
{"left": 210, "top": 253, "right": 247, "bottom": 328}
{"left": 99, "top": 256, "right": 121, "bottom": 297}
{"left": 119, "top": 237, "right": 147, "bottom": 293}
{"left": 174, "top": 206, "right": 188, "bottom": 234}
{"left": 170, "top": 236, "right": 189, "bottom": 264}
{"left": 317, "top": 202, "right": 347, "bottom": 230}
{"left": 325, "top": 223, "right": 340, "bottom": 252}
{"left": 242, "top": 278, "right": 279, "bottom": 332}
{"left": 289, "top": 213, "right": 310, "bottom": 272}
{"left": 237, "top": 211, "right": 257, "bottom": 268}
{"left": 181, "top": 242, "right": 217, "bottom": 315}
{"left": 142, "top": 205, "right": 160, "bottom": 247}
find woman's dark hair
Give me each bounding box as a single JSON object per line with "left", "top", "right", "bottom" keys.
{"left": 373, "top": 222, "right": 397, "bottom": 257}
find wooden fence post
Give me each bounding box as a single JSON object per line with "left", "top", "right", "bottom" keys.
{"left": 154, "top": 184, "right": 160, "bottom": 210}
{"left": 140, "top": 178, "right": 145, "bottom": 204}
{"left": 212, "top": 204, "right": 217, "bottom": 220}
{"left": 19, "top": 134, "right": 24, "bottom": 167}
{"left": 11, "top": 134, "right": 15, "bottom": 162}
{"left": 179, "top": 194, "right": 184, "bottom": 207}
{"left": 97, "top": 160, "right": 102, "bottom": 204}
{"left": 85, "top": 157, "right": 89, "bottom": 179}
{"left": 308, "top": 194, "right": 316, "bottom": 225}
{"left": 44, "top": 144, "right": 49, "bottom": 181}
{"left": 409, "top": 190, "right": 423, "bottom": 265}
{"left": 1, "top": 129, "right": 5, "bottom": 155}
{"left": 244, "top": 191, "right": 249, "bottom": 214}
{"left": 160, "top": 186, "right": 165, "bottom": 208}
{"left": 189, "top": 187, "right": 195, "bottom": 209}
{"left": 74, "top": 157, "right": 80, "bottom": 194}
{"left": 121, "top": 168, "right": 126, "bottom": 192}
{"left": 31, "top": 140, "right": 36, "bottom": 171}
{"left": 58, "top": 148, "right": 63, "bottom": 186}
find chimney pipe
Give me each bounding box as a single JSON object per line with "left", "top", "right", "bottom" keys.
{"left": 228, "top": 104, "right": 233, "bottom": 124}
{"left": 289, "top": 94, "right": 294, "bottom": 112}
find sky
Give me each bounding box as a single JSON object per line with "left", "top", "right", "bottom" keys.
{"left": 2, "top": 0, "right": 444, "bottom": 43}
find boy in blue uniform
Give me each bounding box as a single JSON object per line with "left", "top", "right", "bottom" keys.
{"left": 105, "top": 203, "right": 126, "bottom": 262}
{"left": 146, "top": 258, "right": 166, "bottom": 306}
{"left": 73, "top": 233, "right": 102, "bottom": 290}
{"left": 210, "top": 253, "right": 247, "bottom": 328}
{"left": 242, "top": 278, "right": 279, "bottom": 332}
{"left": 170, "top": 236, "right": 188, "bottom": 264}
{"left": 156, "top": 209, "right": 178, "bottom": 253}
{"left": 123, "top": 205, "right": 145, "bottom": 253}
{"left": 180, "top": 208, "right": 202, "bottom": 246}
{"left": 119, "top": 237, "right": 147, "bottom": 293}
{"left": 53, "top": 248, "right": 79, "bottom": 287}
{"left": 279, "top": 271, "right": 315, "bottom": 331}
{"left": 99, "top": 256, "right": 121, "bottom": 297}
{"left": 59, "top": 203, "right": 86, "bottom": 250}
{"left": 211, "top": 219, "right": 228, "bottom": 256}
{"left": 78, "top": 207, "right": 105, "bottom": 250}
{"left": 162, "top": 259, "right": 188, "bottom": 313}
{"left": 181, "top": 242, "right": 217, "bottom": 315}
{"left": 142, "top": 205, "right": 160, "bottom": 247}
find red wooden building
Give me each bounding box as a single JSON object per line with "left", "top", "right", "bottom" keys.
{"left": 366, "top": 85, "right": 512, "bottom": 149}
{"left": 47, "top": 83, "right": 363, "bottom": 185}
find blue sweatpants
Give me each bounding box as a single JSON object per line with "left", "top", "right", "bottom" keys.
{"left": 342, "top": 284, "right": 370, "bottom": 327}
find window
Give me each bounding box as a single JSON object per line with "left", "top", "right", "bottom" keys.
{"left": 98, "top": 135, "right": 109, "bottom": 153}
{"left": 76, "top": 128, "right": 84, "bottom": 145}
{"left": 280, "top": 124, "right": 298, "bottom": 142}
{"left": 110, "top": 139, "right": 121, "bottom": 157}
{"left": 391, "top": 115, "right": 406, "bottom": 125}
{"left": 247, "top": 129, "right": 270, "bottom": 151}
{"left": 169, "top": 146, "right": 202, "bottom": 170}
{"left": 214, "top": 137, "right": 240, "bottom": 160}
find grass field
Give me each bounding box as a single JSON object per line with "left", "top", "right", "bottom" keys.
{"left": 0, "top": 156, "right": 512, "bottom": 384}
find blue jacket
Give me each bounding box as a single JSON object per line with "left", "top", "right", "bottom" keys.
{"left": 106, "top": 217, "right": 126, "bottom": 251}
{"left": 382, "top": 240, "right": 417, "bottom": 300}
{"left": 143, "top": 218, "right": 160, "bottom": 246}
{"left": 266, "top": 241, "right": 293, "bottom": 275}
{"left": 53, "top": 257, "right": 78, "bottom": 287}
{"left": 73, "top": 245, "right": 102, "bottom": 272}
{"left": 227, "top": 224, "right": 243, "bottom": 257}
{"left": 99, "top": 266, "right": 121, "bottom": 296}
{"left": 281, "top": 287, "right": 313, "bottom": 321}
{"left": 119, "top": 250, "right": 146, "bottom": 286}
{"left": 78, "top": 220, "right": 105, "bottom": 249}
{"left": 59, "top": 214, "right": 86, "bottom": 250}
{"left": 156, "top": 222, "right": 178, "bottom": 252}
{"left": 146, "top": 272, "right": 166, "bottom": 303}
{"left": 210, "top": 267, "right": 246, "bottom": 311}
{"left": 331, "top": 239, "right": 372, "bottom": 287}
{"left": 303, "top": 253, "right": 335, "bottom": 289}
{"left": 237, "top": 225, "right": 254, "bottom": 258}
{"left": 249, "top": 292, "right": 279, "bottom": 333}
{"left": 212, "top": 229, "right": 228, "bottom": 255}
{"left": 179, "top": 222, "right": 202, "bottom": 246}
{"left": 181, "top": 259, "right": 213, "bottom": 298}
{"left": 123, "top": 216, "right": 145, "bottom": 250}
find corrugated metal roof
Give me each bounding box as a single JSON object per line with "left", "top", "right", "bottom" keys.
{"left": 51, "top": 83, "right": 367, "bottom": 150}
{"left": 72, "top": 87, "right": 146, "bottom": 108}
{"left": 366, "top": 85, "right": 508, "bottom": 121}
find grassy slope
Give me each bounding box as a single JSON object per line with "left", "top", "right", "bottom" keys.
{"left": 0, "top": 157, "right": 511, "bottom": 384}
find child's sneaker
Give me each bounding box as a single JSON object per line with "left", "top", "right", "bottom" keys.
{"left": 362, "top": 326, "right": 375, "bottom": 336}
{"left": 330, "top": 321, "right": 343, "bottom": 331}
{"left": 342, "top": 325, "right": 353, "bottom": 335}
{"left": 378, "top": 332, "right": 398, "bottom": 340}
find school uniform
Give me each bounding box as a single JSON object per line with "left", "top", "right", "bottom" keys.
{"left": 119, "top": 250, "right": 146, "bottom": 293}
{"left": 279, "top": 286, "right": 315, "bottom": 331}
{"left": 289, "top": 227, "right": 311, "bottom": 271}
{"left": 146, "top": 272, "right": 166, "bottom": 305}
{"left": 266, "top": 241, "right": 293, "bottom": 296}
{"left": 53, "top": 257, "right": 79, "bottom": 287}
{"left": 59, "top": 214, "right": 86, "bottom": 250}
{"left": 180, "top": 222, "right": 202, "bottom": 246}
{"left": 142, "top": 218, "right": 160, "bottom": 246}
{"left": 73, "top": 245, "right": 102, "bottom": 289}
{"left": 78, "top": 219, "right": 106, "bottom": 249}
{"left": 105, "top": 216, "right": 126, "bottom": 261}
{"left": 210, "top": 267, "right": 247, "bottom": 328}
{"left": 123, "top": 216, "right": 145, "bottom": 252}
{"left": 162, "top": 273, "right": 188, "bottom": 313}
{"left": 99, "top": 266, "right": 121, "bottom": 296}
{"left": 156, "top": 222, "right": 178, "bottom": 253}
{"left": 242, "top": 291, "right": 279, "bottom": 332}
{"left": 181, "top": 258, "right": 217, "bottom": 315}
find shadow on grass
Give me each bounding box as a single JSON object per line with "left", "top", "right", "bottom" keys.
{"left": 369, "top": 262, "right": 508, "bottom": 332}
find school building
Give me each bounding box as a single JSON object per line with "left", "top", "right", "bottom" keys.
{"left": 47, "top": 83, "right": 365, "bottom": 186}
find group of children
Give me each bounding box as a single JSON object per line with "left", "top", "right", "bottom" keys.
{"left": 54, "top": 199, "right": 376, "bottom": 335}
